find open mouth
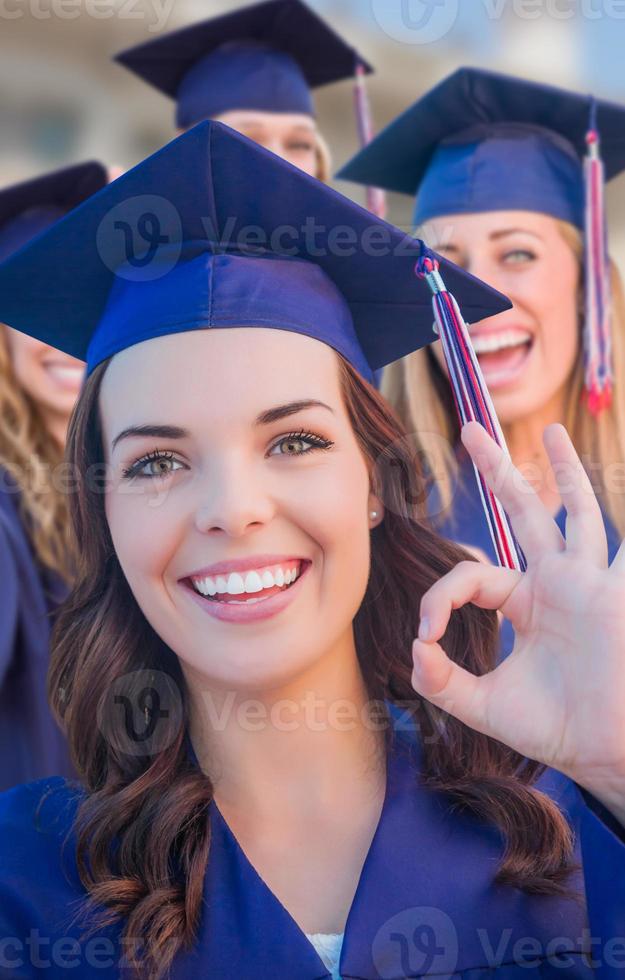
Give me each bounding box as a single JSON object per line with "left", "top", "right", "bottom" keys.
{"left": 185, "top": 559, "right": 309, "bottom": 606}
{"left": 471, "top": 329, "right": 533, "bottom": 388}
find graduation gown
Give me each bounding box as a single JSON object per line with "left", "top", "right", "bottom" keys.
{"left": 0, "top": 467, "right": 74, "bottom": 791}
{"left": 0, "top": 713, "right": 623, "bottom": 979}
{"left": 432, "top": 452, "right": 622, "bottom": 659}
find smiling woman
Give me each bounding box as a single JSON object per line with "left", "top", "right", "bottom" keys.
{"left": 0, "top": 122, "right": 624, "bottom": 980}
{"left": 338, "top": 68, "right": 625, "bottom": 654}
{"left": 0, "top": 161, "right": 106, "bottom": 791}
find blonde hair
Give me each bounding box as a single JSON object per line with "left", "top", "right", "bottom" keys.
{"left": 0, "top": 325, "right": 74, "bottom": 582}
{"left": 383, "top": 220, "right": 625, "bottom": 538}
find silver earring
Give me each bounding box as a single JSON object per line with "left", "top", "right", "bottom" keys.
{"left": 370, "top": 510, "right": 378, "bottom": 520}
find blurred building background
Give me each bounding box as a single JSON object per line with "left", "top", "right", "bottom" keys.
{"left": 2, "top": 0, "right": 625, "bottom": 259}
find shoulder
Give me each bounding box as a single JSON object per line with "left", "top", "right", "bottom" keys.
{"left": 0, "top": 465, "right": 25, "bottom": 565}
{"left": 0, "top": 777, "right": 84, "bottom": 891}
{"left": 0, "top": 463, "right": 21, "bottom": 518}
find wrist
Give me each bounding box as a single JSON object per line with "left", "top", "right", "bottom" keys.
{"left": 572, "top": 770, "right": 625, "bottom": 829}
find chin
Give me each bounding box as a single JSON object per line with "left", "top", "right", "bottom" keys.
{"left": 187, "top": 649, "right": 318, "bottom": 696}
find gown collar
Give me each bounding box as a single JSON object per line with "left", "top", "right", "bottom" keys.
{"left": 176, "top": 717, "right": 589, "bottom": 978}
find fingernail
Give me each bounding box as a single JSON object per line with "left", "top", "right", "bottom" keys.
{"left": 418, "top": 616, "right": 430, "bottom": 641}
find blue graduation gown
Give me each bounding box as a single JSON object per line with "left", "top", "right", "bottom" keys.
{"left": 0, "top": 467, "right": 74, "bottom": 791}
{"left": 432, "top": 451, "right": 622, "bottom": 659}
{"left": 0, "top": 715, "right": 623, "bottom": 978}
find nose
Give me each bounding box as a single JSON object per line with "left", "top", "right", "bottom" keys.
{"left": 193, "top": 460, "right": 276, "bottom": 538}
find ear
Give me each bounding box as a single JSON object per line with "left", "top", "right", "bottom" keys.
{"left": 367, "top": 492, "right": 384, "bottom": 529}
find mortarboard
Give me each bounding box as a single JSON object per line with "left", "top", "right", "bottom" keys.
{"left": 114, "top": 0, "right": 372, "bottom": 130}
{"left": 0, "top": 121, "right": 509, "bottom": 381}
{"left": 338, "top": 66, "right": 625, "bottom": 413}
{"left": 0, "top": 161, "right": 107, "bottom": 263}
{"left": 0, "top": 121, "right": 523, "bottom": 570}
{"left": 115, "top": 0, "right": 387, "bottom": 217}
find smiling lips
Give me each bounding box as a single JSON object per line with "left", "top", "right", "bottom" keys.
{"left": 42, "top": 360, "right": 84, "bottom": 391}
{"left": 189, "top": 560, "right": 303, "bottom": 605}
{"left": 182, "top": 558, "right": 309, "bottom": 625}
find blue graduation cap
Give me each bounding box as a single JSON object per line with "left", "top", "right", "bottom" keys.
{"left": 337, "top": 66, "right": 625, "bottom": 414}
{"left": 0, "top": 120, "right": 509, "bottom": 384}
{"left": 0, "top": 161, "right": 107, "bottom": 263}
{"left": 114, "top": 0, "right": 373, "bottom": 130}
{"left": 337, "top": 67, "right": 625, "bottom": 227}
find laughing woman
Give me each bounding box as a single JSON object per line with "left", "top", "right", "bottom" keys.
{"left": 338, "top": 69, "right": 625, "bottom": 654}
{"left": 0, "top": 125, "right": 624, "bottom": 980}
{"left": 0, "top": 163, "right": 106, "bottom": 790}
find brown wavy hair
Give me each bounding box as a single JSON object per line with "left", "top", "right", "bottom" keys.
{"left": 50, "top": 354, "right": 574, "bottom": 979}
{"left": 0, "top": 324, "right": 74, "bottom": 582}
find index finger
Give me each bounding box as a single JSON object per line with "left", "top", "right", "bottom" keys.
{"left": 461, "top": 422, "right": 565, "bottom": 562}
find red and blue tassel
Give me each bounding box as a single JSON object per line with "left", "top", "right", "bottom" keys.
{"left": 583, "top": 99, "right": 613, "bottom": 415}
{"left": 416, "top": 252, "right": 527, "bottom": 573}
{"left": 353, "top": 62, "right": 387, "bottom": 221}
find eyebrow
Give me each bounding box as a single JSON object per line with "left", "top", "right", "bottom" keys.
{"left": 435, "top": 242, "right": 460, "bottom": 252}
{"left": 111, "top": 401, "right": 333, "bottom": 449}
{"left": 489, "top": 228, "right": 542, "bottom": 241}
{"left": 112, "top": 424, "right": 188, "bottom": 451}
{"left": 255, "top": 399, "right": 334, "bottom": 425}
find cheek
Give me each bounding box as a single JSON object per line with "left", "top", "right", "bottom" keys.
{"left": 6, "top": 336, "right": 41, "bottom": 395}
{"left": 289, "top": 459, "right": 372, "bottom": 603}
{"left": 105, "top": 489, "right": 184, "bottom": 597}
{"left": 284, "top": 148, "right": 317, "bottom": 177}
{"left": 530, "top": 262, "right": 580, "bottom": 367}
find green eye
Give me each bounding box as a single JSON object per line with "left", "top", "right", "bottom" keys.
{"left": 269, "top": 431, "right": 334, "bottom": 457}
{"left": 504, "top": 249, "right": 536, "bottom": 264}
{"left": 122, "top": 451, "right": 186, "bottom": 480}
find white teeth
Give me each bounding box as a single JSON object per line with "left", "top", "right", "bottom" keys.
{"left": 195, "top": 577, "right": 217, "bottom": 597}
{"left": 226, "top": 572, "right": 245, "bottom": 595}
{"left": 244, "top": 570, "right": 264, "bottom": 593}
{"left": 191, "top": 562, "right": 302, "bottom": 599}
{"left": 471, "top": 330, "right": 532, "bottom": 355}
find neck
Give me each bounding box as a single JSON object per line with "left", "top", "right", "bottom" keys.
{"left": 502, "top": 387, "right": 568, "bottom": 513}
{"left": 187, "top": 632, "right": 386, "bottom": 818}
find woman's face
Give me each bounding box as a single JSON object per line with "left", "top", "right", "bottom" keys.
{"left": 211, "top": 110, "right": 318, "bottom": 176}
{"left": 3, "top": 326, "right": 85, "bottom": 437}
{"left": 101, "top": 329, "right": 381, "bottom": 693}
{"left": 428, "top": 211, "right": 580, "bottom": 426}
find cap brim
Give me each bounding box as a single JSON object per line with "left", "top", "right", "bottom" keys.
{"left": 0, "top": 122, "right": 510, "bottom": 372}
